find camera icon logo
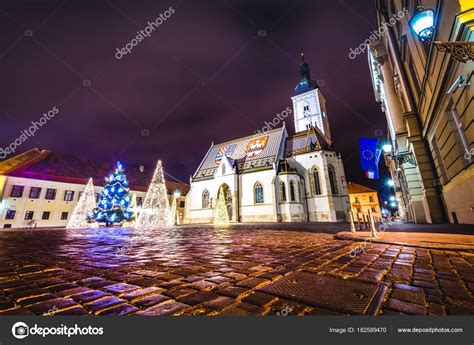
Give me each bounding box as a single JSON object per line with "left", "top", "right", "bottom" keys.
{"left": 12, "top": 322, "right": 29, "bottom": 339}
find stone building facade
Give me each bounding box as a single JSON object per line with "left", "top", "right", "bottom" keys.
{"left": 369, "top": 0, "right": 473, "bottom": 223}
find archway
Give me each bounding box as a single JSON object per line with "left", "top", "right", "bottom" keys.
{"left": 217, "top": 184, "right": 233, "bottom": 221}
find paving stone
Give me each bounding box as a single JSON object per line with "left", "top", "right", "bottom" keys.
{"left": 72, "top": 290, "right": 110, "bottom": 303}
{"left": 386, "top": 299, "right": 426, "bottom": 315}
{"left": 121, "top": 287, "right": 165, "bottom": 301}
{"left": 28, "top": 298, "right": 79, "bottom": 315}
{"left": 242, "top": 291, "right": 277, "bottom": 306}
{"left": 203, "top": 296, "right": 237, "bottom": 310}
{"left": 178, "top": 291, "right": 219, "bottom": 306}
{"left": 134, "top": 294, "right": 170, "bottom": 308}
{"left": 136, "top": 301, "right": 189, "bottom": 316}
{"left": 98, "top": 304, "right": 140, "bottom": 315}
{"left": 216, "top": 286, "right": 250, "bottom": 299}
{"left": 103, "top": 283, "right": 141, "bottom": 295}
{"left": 86, "top": 297, "right": 126, "bottom": 314}
{"left": 236, "top": 278, "right": 269, "bottom": 289}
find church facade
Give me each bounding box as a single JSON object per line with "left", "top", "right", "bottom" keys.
{"left": 185, "top": 55, "right": 350, "bottom": 224}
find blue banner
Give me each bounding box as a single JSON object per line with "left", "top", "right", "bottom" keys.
{"left": 359, "top": 138, "right": 382, "bottom": 179}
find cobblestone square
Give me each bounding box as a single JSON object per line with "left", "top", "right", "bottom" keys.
{"left": 0, "top": 225, "right": 473, "bottom": 316}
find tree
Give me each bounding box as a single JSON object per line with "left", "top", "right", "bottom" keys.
{"left": 90, "top": 161, "right": 134, "bottom": 226}
{"left": 135, "top": 160, "right": 171, "bottom": 229}
{"left": 67, "top": 178, "right": 98, "bottom": 229}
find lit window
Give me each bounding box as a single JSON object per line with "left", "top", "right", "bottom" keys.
{"left": 10, "top": 185, "right": 24, "bottom": 198}
{"left": 202, "top": 190, "right": 210, "bottom": 208}
{"left": 45, "top": 189, "right": 57, "bottom": 200}
{"left": 24, "top": 211, "right": 34, "bottom": 220}
{"left": 5, "top": 210, "right": 16, "bottom": 220}
{"left": 64, "top": 190, "right": 75, "bottom": 202}
{"left": 255, "top": 182, "right": 264, "bottom": 204}
{"left": 29, "top": 187, "right": 42, "bottom": 199}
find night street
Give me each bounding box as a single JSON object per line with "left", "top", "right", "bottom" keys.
{"left": 0, "top": 225, "right": 472, "bottom": 316}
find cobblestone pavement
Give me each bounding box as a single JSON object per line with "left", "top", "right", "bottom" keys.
{"left": 0, "top": 226, "right": 473, "bottom": 316}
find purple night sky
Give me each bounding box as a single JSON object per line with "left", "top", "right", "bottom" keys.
{"left": 0, "top": 0, "right": 391, "bottom": 197}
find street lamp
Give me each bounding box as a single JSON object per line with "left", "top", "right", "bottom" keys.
{"left": 382, "top": 143, "right": 392, "bottom": 154}
{"left": 409, "top": 6, "right": 474, "bottom": 63}
{"left": 173, "top": 190, "right": 181, "bottom": 199}
{"left": 389, "top": 196, "right": 395, "bottom": 201}
{"left": 387, "top": 179, "right": 394, "bottom": 187}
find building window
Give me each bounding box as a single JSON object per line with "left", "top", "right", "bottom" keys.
{"left": 357, "top": 207, "right": 362, "bottom": 213}
{"left": 355, "top": 197, "right": 359, "bottom": 203}
{"left": 10, "top": 185, "right": 24, "bottom": 198}
{"left": 24, "top": 211, "right": 34, "bottom": 220}
{"left": 136, "top": 197, "right": 143, "bottom": 207}
{"left": 42, "top": 211, "right": 50, "bottom": 220}
{"left": 179, "top": 201, "right": 185, "bottom": 208}
{"left": 45, "top": 188, "right": 57, "bottom": 200}
{"left": 95, "top": 193, "right": 100, "bottom": 203}
{"left": 202, "top": 189, "right": 210, "bottom": 208}
{"left": 371, "top": 207, "right": 376, "bottom": 213}
{"left": 64, "top": 190, "right": 75, "bottom": 202}
{"left": 280, "top": 182, "right": 287, "bottom": 202}
{"left": 328, "top": 165, "right": 338, "bottom": 194}
{"left": 61, "top": 212, "right": 68, "bottom": 220}
{"left": 29, "top": 187, "right": 42, "bottom": 199}
{"left": 290, "top": 181, "right": 297, "bottom": 201}
{"left": 303, "top": 104, "right": 310, "bottom": 116}
{"left": 254, "top": 182, "right": 264, "bottom": 204}
{"left": 5, "top": 210, "right": 16, "bottom": 220}
{"left": 312, "top": 169, "right": 321, "bottom": 195}
{"left": 369, "top": 196, "right": 374, "bottom": 203}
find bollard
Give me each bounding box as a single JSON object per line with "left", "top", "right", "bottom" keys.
{"left": 369, "top": 209, "right": 376, "bottom": 238}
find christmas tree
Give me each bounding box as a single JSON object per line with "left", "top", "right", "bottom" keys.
{"left": 214, "top": 186, "right": 229, "bottom": 224}
{"left": 66, "top": 178, "right": 98, "bottom": 229}
{"left": 90, "top": 161, "right": 134, "bottom": 226}
{"left": 135, "top": 160, "right": 171, "bottom": 229}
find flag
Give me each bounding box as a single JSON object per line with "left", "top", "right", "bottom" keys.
{"left": 359, "top": 138, "right": 382, "bottom": 179}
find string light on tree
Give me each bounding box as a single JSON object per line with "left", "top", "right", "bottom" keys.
{"left": 214, "top": 186, "right": 230, "bottom": 225}
{"left": 135, "top": 160, "right": 171, "bottom": 229}
{"left": 67, "top": 178, "right": 98, "bottom": 229}
{"left": 90, "top": 161, "right": 135, "bottom": 226}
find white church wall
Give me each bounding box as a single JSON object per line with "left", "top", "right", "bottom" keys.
{"left": 240, "top": 169, "right": 277, "bottom": 222}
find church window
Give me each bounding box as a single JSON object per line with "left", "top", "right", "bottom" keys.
{"left": 290, "top": 181, "right": 296, "bottom": 201}
{"left": 202, "top": 189, "right": 210, "bottom": 208}
{"left": 328, "top": 165, "right": 338, "bottom": 195}
{"left": 312, "top": 169, "right": 321, "bottom": 195}
{"left": 280, "top": 182, "right": 287, "bottom": 202}
{"left": 254, "top": 182, "right": 264, "bottom": 204}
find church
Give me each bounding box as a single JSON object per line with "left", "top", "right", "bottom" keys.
{"left": 184, "top": 54, "right": 350, "bottom": 223}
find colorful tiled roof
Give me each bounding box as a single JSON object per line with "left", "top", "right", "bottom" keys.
{"left": 3, "top": 149, "right": 189, "bottom": 194}
{"left": 193, "top": 127, "right": 286, "bottom": 180}
{"left": 285, "top": 127, "right": 330, "bottom": 157}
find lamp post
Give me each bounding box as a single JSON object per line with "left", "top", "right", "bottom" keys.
{"left": 409, "top": 6, "right": 474, "bottom": 63}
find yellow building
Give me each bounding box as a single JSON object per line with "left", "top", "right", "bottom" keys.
{"left": 369, "top": 0, "right": 473, "bottom": 224}
{"left": 0, "top": 149, "right": 189, "bottom": 229}
{"left": 347, "top": 182, "right": 382, "bottom": 222}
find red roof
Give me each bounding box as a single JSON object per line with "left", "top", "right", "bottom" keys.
{"left": 4, "top": 149, "right": 189, "bottom": 194}
{"left": 347, "top": 182, "right": 376, "bottom": 194}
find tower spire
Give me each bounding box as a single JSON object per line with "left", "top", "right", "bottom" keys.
{"left": 294, "top": 50, "right": 318, "bottom": 95}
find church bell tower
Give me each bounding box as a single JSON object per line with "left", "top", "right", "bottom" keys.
{"left": 291, "top": 52, "right": 332, "bottom": 143}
